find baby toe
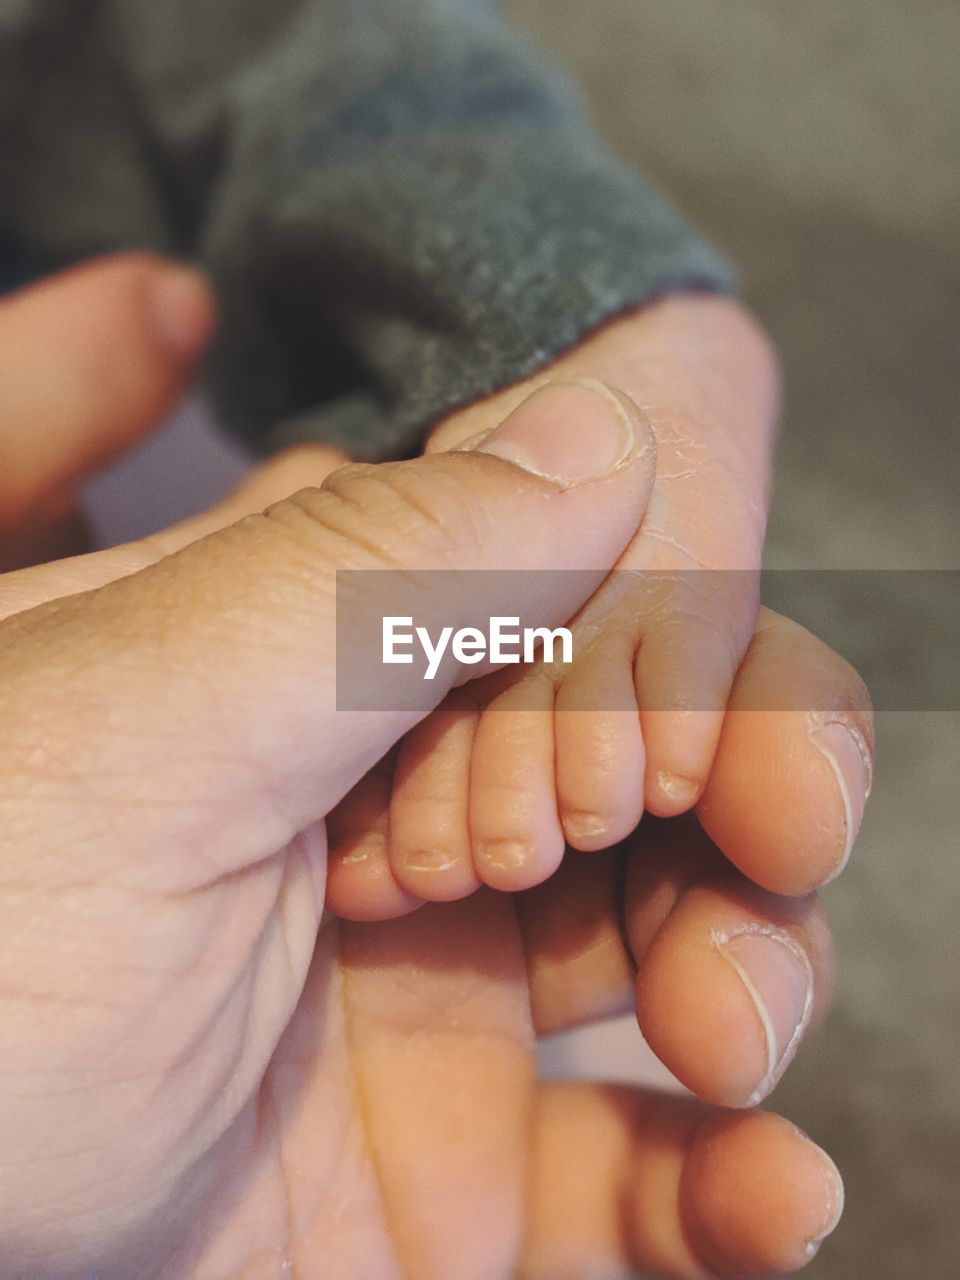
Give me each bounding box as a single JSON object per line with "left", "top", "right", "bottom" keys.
{"left": 469, "top": 673, "right": 565, "bottom": 892}
{"left": 326, "top": 755, "right": 423, "bottom": 921}
{"left": 635, "top": 570, "right": 758, "bottom": 817}
{"left": 555, "top": 633, "right": 645, "bottom": 850}
{"left": 388, "top": 695, "right": 482, "bottom": 902}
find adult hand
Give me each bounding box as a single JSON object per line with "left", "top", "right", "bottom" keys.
{"left": 0, "top": 258, "right": 862, "bottom": 1278}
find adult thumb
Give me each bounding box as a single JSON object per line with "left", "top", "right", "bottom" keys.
{"left": 0, "top": 381, "right": 655, "bottom": 883}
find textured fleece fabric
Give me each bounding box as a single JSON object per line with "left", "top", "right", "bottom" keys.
{"left": 0, "top": 0, "right": 735, "bottom": 458}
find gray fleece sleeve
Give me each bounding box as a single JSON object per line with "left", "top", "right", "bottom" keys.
{"left": 0, "top": 0, "right": 735, "bottom": 457}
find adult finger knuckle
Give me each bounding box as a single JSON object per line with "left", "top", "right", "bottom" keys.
{"left": 264, "top": 460, "right": 485, "bottom": 570}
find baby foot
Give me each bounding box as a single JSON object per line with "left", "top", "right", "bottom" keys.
{"left": 329, "top": 294, "right": 781, "bottom": 905}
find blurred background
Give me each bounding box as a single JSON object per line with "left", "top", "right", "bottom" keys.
{"left": 83, "top": 2, "right": 958, "bottom": 1276}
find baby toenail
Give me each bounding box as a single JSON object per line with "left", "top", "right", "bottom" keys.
{"left": 808, "top": 719, "right": 873, "bottom": 881}
{"left": 563, "top": 811, "right": 609, "bottom": 841}
{"left": 656, "top": 770, "right": 699, "bottom": 807}
{"left": 337, "top": 842, "right": 379, "bottom": 866}
{"left": 477, "top": 839, "right": 531, "bottom": 870}
{"left": 403, "top": 848, "right": 457, "bottom": 872}
{"left": 713, "top": 927, "right": 814, "bottom": 1106}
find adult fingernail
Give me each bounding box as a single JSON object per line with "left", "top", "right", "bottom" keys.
{"left": 803, "top": 1145, "right": 845, "bottom": 1258}
{"left": 151, "top": 266, "right": 215, "bottom": 359}
{"left": 809, "top": 720, "right": 872, "bottom": 882}
{"left": 475, "top": 379, "right": 652, "bottom": 487}
{"left": 716, "top": 928, "right": 814, "bottom": 1106}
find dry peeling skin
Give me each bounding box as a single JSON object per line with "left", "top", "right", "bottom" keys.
{"left": 711, "top": 924, "right": 815, "bottom": 1107}
{"left": 807, "top": 712, "right": 875, "bottom": 884}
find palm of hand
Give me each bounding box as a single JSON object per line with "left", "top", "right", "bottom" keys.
{"left": 4, "top": 818, "right": 538, "bottom": 1278}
